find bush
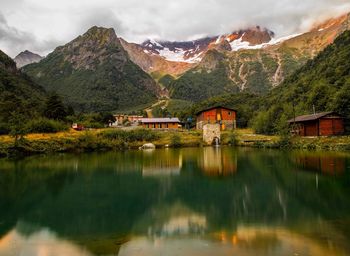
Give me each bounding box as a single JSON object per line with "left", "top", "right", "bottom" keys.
{"left": 228, "top": 131, "right": 238, "bottom": 145}
{"left": 82, "top": 121, "right": 104, "bottom": 129}
{"left": 275, "top": 135, "right": 292, "bottom": 148}
{"left": 26, "top": 118, "right": 69, "bottom": 133}
{"left": 0, "top": 123, "right": 9, "bottom": 135}
{"left": 170, "top": 134, "right": 182, "bottom": 147}
{"left": 100, "top": 129, "right": 160, "bottom": 142}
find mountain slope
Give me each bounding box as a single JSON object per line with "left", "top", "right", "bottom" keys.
{"left": 0, "top": 49, "right": 45, "bottom": 103}
{"left": 121, "top": 27, "right": 275, "bottom": 77}
{"left": 14, "top": 50, "right": 43, "bottom": 68}
{"left": 169, "top": 13, "right": 350, "bottom": 102}
{"left": 253, "top": 29, "right": 350, "bottom": 134}
{"left": 0, "top": 49, "right": 46, "bottom": 132}
{"left": 120, "top": 39, "right": 193, "bottom": 77}
{"left": 23, "top": 27, "right": 161, "bottom": 112}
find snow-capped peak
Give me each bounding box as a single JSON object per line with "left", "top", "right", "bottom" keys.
{"left": 139, "top": 27, "right": 302, "bottom": 63}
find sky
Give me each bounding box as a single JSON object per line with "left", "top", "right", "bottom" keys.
{"left": 0, "top": 0, "right": 350, "bottom": 57}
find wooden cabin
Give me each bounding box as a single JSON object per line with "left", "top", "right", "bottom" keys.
{"left": 288, "top": 112, "right": 345, "bottom": 136}
{"left": 196, "top": 106, "right": 236, "bottom": 130}
{"left": 140, "top": 118, "right": 181, "bottom": 129}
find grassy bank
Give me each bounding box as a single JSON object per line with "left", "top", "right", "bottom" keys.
{"left": 0, "top": 128, "right": 203, "bottom": 158}
{"left": 229, "top": 129, "right": 350, "bottom": 151}
{"left": 1, "top": 128, "right": 350, "bottom": 158}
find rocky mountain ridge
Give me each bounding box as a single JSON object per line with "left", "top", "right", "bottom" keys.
{"left": 14, "top": 50, "right": 43, "bottom": 68}
{"left": 23, "top": 26, "right": 161, "bottom": 112}
{"left": 168, "top": 13, "right": 350, "bottom": 101}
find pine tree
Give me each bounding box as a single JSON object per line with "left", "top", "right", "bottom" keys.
{"left": 44, "top": 94, "right": 67, "bottom": 121}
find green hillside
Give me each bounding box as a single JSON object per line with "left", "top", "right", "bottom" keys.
{"left": 23, "top": 27, "right": 160, "bottom": 112}
{"left": 253, "top": 30, "right": 350, "bottom": 134}
{"left": 0, "top": 50, "right": 45, "bottom": 103}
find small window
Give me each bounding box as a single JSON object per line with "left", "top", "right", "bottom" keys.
{"left": 228, "top": 112, "right": 231, "bottom": 116}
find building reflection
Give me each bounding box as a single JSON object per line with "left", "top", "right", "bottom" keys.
{"left": 291, "top": 152, "right": 346, "bottom": 175}
{"left": 197, "top": 147, "right": 237, "bottom": 176}
{"left": 142, "top": 149, "right": 182, "bottom": 177}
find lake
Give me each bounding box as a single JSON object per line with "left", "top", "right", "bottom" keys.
{"left": 0, "top": 147, "right": 350, "bottom": 256}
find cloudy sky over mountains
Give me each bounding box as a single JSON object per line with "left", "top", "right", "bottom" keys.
{"left": 1, "top": 0, "right": 350, "bottom": 57}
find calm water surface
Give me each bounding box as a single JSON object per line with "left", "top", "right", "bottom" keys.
{"left": 0, "top": 147, "right": 350, "bottom": 256}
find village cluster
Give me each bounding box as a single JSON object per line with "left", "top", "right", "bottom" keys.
{"left": 73, "top": 106, "right": 345, "bottom": 137}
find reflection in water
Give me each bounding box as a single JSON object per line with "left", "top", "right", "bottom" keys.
{"left": 197, "top": 147, "right": 237, "bottom": 176}
{"left": 119, "top": 225, "right": 347, "bottom": 256}
{"left": 292, "top": 152, "right": 346, "bottom": 175}
{"left": 132, "top": 202, "right": 207, "bottom": 238}
{"left": 142, "top": 149, "right": 182, "bottom": 177}
{"left": 0, "top": 226, "right": 92, "bottom": 256}
{"left": 0, "top": 148, "right": 349, "bottom": 256}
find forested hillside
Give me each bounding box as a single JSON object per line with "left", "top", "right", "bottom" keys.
{"left": 253, "top": 30, "right": 350, "bottom": 134}
{"left": 0, "top": 50, "right": 46, "bottom": 134}
{"left": 24, "top": 27, "right": 161, "bottom": 112}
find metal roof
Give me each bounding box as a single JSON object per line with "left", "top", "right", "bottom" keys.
{"left": 287, "top": 112, "right": 336, "bottom": 123}
{"left": 196, "top": 105, "right": 236, "bottom": 115}
{"left": 140, "top": 118, "right": 180, "bottom": 123}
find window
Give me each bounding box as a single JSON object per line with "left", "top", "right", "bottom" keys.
{"left": 228, "top": 111, "right": 231, "bottom": 116}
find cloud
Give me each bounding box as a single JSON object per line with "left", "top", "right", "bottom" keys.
{"left": 1, "top": 0, "right": 350, "bottom": 57}
{"left": 0, "top": 12, "right": 62, "bottom": 57}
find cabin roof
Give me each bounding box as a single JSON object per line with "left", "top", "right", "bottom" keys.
{"left": 196, "top": 106, "right": 236, "bottom": 116}
{"left": 287, "top": 112, "right": 338, "bottom": 123}
{"left": 141, "top": 118, "right": 180, "bottom": 123}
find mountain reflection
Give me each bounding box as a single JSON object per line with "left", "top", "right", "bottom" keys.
{"left": 0, "top": 148, "right": 349, "bottom": 256}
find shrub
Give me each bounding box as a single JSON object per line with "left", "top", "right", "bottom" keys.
{"left": 170, "top": 134, "right": 182, "bottom": 147}
{"left": 100, "top": 129, "right": 160, "bottom": 142}
{"left": 26, "top": 118, "right": 69, "bottom": 133}
{"left": 275, "top": 135, "right": 292, "bottom": 149}
{"left": 228, "top": 131, "right": 238, "bottom": 145}
{"left": 0, "top": 123, "right": 9, "bottom": 135}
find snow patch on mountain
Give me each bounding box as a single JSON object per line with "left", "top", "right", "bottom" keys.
{"left": 228, "top": 33, "right": 302, "bottom": 52}
{"left": 157, "top": 47, "right": 202, "bottom": 63}
{"left": 140, "top": 29, "right": 303, "bottom": 63}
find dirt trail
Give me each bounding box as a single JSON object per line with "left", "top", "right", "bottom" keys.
{"left": 144, "top": 100, "right": 169, "bottom": 118}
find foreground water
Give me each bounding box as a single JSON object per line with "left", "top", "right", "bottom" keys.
{"left": 0, "top": 147, "right": 350, "bottom": 256}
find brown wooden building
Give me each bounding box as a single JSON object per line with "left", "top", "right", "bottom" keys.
{"left": 196, "top": 106, "right": 236, "bottom": 130}
{"left": 288, "top": 112, "right": 345, "bottom": 136}
{"left": 140, "top": 118, "right": 181, "bottom": 129}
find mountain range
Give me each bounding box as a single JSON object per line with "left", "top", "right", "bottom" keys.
{"left": 7, "top": 11, "right": 350, "bottom": 112}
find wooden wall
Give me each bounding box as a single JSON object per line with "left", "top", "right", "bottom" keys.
{"left": 304, "top": 121, "right": 319, "bottom": 136}
{"left": 197, "top": 108, "right": 236, "bottom": 123}
{"left": 319, "top": 118, "right": 344, "bottom": 136}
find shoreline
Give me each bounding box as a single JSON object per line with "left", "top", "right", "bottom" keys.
{"left": 1, "top": 129, "right": 350, "bottom": 158}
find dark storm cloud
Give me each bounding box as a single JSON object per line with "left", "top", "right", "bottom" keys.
{"left": 0, "top": 0, "right": 350, "bottom": 57}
